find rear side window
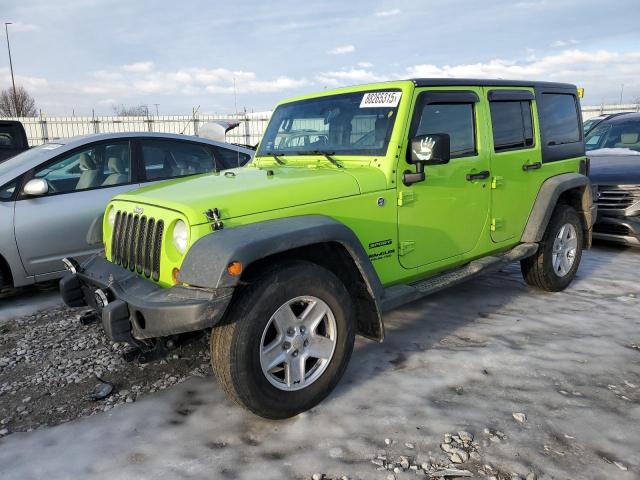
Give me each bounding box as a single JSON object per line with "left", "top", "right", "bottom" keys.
{"left": 0, "top": 179, "right": 17, "bottom": 200}
{"left": 416, "top": 103, "right": 476, "bottom": 158}
{"left": 140, "top": 140, "right": 217, "bottom": 181}
{"left": 540, "top": 94, "right": 580, "bottom": 146}
{"left": 211, "top": 146, "right": 251, "bottom": 169}
{"left": 0, "top": 124, "right": 24, "bottom": 149}
{"left": 490, "top": 101, "right": 534, "bottom": 152}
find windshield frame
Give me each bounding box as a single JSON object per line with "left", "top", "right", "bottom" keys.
{"left": 256, "top": 89, "right": 402, "bottom": 158}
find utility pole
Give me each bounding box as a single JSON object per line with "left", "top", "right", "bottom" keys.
{"left": 4, "top": 22, "right": 18, "bottom": 116}
{"left": 153, "top": 103, "right": 159, "bottom": 116}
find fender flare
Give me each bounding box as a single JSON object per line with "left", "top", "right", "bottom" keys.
{"left": 180, "top": 214, "right": 385, "bottom": 299}
{"left": 521, "top": 173, "right": 595, "bottom": 243}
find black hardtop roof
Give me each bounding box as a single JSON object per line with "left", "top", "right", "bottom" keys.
{"left": 603, "top": 112, "right": 640, "bottom": 124}
{"left": 410, "top": 78, "right": 576, "bottom": 90}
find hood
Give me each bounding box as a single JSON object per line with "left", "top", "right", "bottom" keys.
{"left": 114, "top": 165, "right": 365, "bottom": 225}
{"left": 588, "top": 152, "right": 640, "bottom": 186}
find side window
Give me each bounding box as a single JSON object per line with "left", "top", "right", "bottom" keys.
{"left": 141, "top": 140, "right": 216, "bottom": 181}
{"left": 33, "top": 141, "right": 131, "bottom": 194}
{"left": 0, "top": 179, "right": 17, "bottom": 201}
{"left": 416, "top": 103, "right": 476, "bottom": 158}
{"left": 490, "top": 101, "right": 534, "bottom": 152}
{"left": 211, "top": 146, "right": 251, "bottom": 169}
{"left": 540, "top": 94, "right": 580, "bottom": 145}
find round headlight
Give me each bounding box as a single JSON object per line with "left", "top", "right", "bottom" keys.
{"left": 172, "top": 220, "right": 188, "bottom": 255}
{"left": 108, "top": 208, "right": 116, "bottom": 227}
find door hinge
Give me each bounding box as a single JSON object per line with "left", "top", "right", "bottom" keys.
{"left": 491, "top": 218, "right": 504, "bottom": 231}
{"left": 397, "top": 190, "right": 415, "bottom": 206}
{"left": 491, "top": 176, "right": 504, "bottom": 189}
{"left": 399, "top": 241, "right": 415, "bottom": 256}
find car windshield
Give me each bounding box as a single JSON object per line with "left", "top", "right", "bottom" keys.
{"left": 585, "top": 119, "right": 640, "bottom": 153}
{"left": 257, "top": 90, "right": 401, "bottom": 157}
{"left": 0, "top": 143, "right": 64, "bottom": 177}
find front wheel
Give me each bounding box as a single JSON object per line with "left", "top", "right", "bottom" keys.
{"left": 210, "top": 260, "right": 355, "bottom": 419}
{"left": 521, "top": 204, "right": 584, "bottom": 292}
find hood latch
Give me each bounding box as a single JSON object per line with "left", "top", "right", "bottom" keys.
{"left": 205, "top": 208, "right": 224, "bottom": 231}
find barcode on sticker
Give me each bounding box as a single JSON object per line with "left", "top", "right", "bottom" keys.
{"left": 360, "top": 91, "right": 401, "bottom": 108}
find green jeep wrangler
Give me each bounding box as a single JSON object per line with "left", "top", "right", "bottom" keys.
{"left": 61, "top": 79, "right": 595, "bottom": 419}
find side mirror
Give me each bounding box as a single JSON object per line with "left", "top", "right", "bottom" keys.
{"left": 23, "top": 178, "right": 49, "bottom": 196}
{"left": 404, "top": 133, "right": 451, "bottom": 186}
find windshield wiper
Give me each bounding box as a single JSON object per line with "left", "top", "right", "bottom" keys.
{"left": 262, "top": 151, "right": 286, "bottom": 165}
{"left": 307, "top": 150, "right": 343, "bottom": 168}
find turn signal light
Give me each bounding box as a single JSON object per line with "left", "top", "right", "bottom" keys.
{"left": 172, "top": 268, "right": 181, "bottom": 285}
{"left": 227, "top": 261, "right": 243, "bottom": 276}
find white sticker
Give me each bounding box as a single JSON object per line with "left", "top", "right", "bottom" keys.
{"left": 41, "top": 143, "right": 63, "bottom": 150}
{"left": 360, "top": 91, "right": 402, "bottom": 108}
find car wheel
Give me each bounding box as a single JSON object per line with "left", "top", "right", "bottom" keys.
{"left": 210, "top": 260, "right": 355, "bottom": 419}
{"left": 521, "top": 204, "right": 584, "bottom": 292}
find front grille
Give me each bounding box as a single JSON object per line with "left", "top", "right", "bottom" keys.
{"left": 596, "top": 185, "right": 640, "bottom": 210}
{"left": 112, "top": 211, "right": 164, "bottom": 281}
{"left": 594, "top": 223, "right": 631, "bottom": 236}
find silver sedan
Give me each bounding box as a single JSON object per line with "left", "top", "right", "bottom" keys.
{"left": 0, "top": 132, "right": 253, "bottom": 289}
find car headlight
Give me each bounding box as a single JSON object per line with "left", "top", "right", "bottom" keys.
{"left": 107, "top": 208, "right": 116, "bottom": 227}
{"left": 172, "top": 220, "right": 188, "bottom": 255}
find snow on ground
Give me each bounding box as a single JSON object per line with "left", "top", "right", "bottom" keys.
{"left": 0, "top": 244, "right": 639, "bottom": 480}
{"left": 0, "top": 283, "right": 62, "bottom": 325}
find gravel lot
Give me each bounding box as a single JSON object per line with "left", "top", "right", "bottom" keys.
{"left": 0, "top": 244, "right": 638, "bottom": 480}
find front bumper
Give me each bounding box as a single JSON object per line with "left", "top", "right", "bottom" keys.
{"left": 60, "top": 254, "right": 234, "bottom": 342}
{"left": 593, "top": 214, "right": 640, "bottom": 247}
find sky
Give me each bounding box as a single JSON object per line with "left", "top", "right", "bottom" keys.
{"left": 1, "top": 0, "right": 639, "bottom": 115}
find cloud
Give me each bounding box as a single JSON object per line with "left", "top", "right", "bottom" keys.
{"left": 551, "top": 39, "right": 579, "bottom": 48}
{"left": 6, "top": 22, "right": 39, "bottom": 33}
{"left": 375, "top": 8, "right": 401, "bottom": 17}
{"left": 121, "top": 61, "right": 154, "bottom": 73}
{"left": 358, "top": 61, "right": 373, "bottom": 68}
{"left": 317, "top": 68, "right": 388, "bottom": 87}
{"left": 405, "top": 49, "right": 640, "bottom": 102}
{"left": 328, "top": 45, "right": 355, "bottom": 55}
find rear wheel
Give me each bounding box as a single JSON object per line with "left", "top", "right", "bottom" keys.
{"left": 210, "top": 260, "right": 354, "bottom": 419}
{"left": 521, "top": 204, "right": 583, "bottom": 291}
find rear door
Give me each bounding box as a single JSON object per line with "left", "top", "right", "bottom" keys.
{"left": 14, "top": 139, "right": 139, "bottom": 277}
{"left": 485, "top": 88, "right": 545, "bottom": 242}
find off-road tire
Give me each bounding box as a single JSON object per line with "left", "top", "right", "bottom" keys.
{"left": 210, "top": 260, "right": 355, "bottom": 419}
{"left": 521, "top": 204, "right": 583, "bottom": 292}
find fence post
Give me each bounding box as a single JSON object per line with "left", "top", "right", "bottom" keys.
{"left": 39, "top": 110, "right": 49, "bottom": 143}
{"left": 244, "top": 113, "right": 251, "bottom": 146}
{"left": 193, "top": 107, "right": 199, "bottom": 136}
{"left": 92, "top": 109, "right": 100, "bottom": 134}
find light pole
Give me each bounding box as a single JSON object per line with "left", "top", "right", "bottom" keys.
{"left": 4, "top": 22, "right": 18, "bottom": 116}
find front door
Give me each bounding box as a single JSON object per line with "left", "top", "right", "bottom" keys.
{"left": 397, "top": 87, "right": 491, "bottom": 269}
{"left": 14, "top": 140, "right": 139, "bottom": 278}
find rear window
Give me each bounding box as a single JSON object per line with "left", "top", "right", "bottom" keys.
{"left": 0, "top": 124, "right": 23, "bottom": 149}
{"left": 540, "top": 94, "right": 580, "bottom": 146}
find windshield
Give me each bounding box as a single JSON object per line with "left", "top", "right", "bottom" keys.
{"left": 257, "top": 90, "right": 401, "bottom": 157}
{"left": 0, "top": 143, "right": 64, "bottom": 178}
{"left": 585, "top": 120, "right": 640, "bottom": 153}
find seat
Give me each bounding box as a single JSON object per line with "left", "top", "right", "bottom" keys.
{"left": 614, "top": 132, "right": 640, "bottom": 151}
{"left": 102, "top": 157, "right": 129, "bottom": 186}
{"left": 76, "top": 153, "right": 100, "bottom": 190}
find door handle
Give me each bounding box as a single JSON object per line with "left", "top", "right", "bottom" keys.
{"left": 522, "top": 162, "right": 542, "bottom": 171}
{"left": 466, "top": 170, "right": 490, "bottom": 181}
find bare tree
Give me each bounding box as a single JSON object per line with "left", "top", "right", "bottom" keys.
{"left": 112, "top": 104, "right": 149, "bottom": 116}
{"left": 0, "top": 86, "right": 37, "bottom": 117}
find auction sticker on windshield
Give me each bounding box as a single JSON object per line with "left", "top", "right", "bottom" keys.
{"left": 360, "top": 91, "right": 401, "bottom": 108}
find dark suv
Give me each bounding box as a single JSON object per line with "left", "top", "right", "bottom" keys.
{"left": 587, "top": 112, "right": 640, "bottom": 246}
